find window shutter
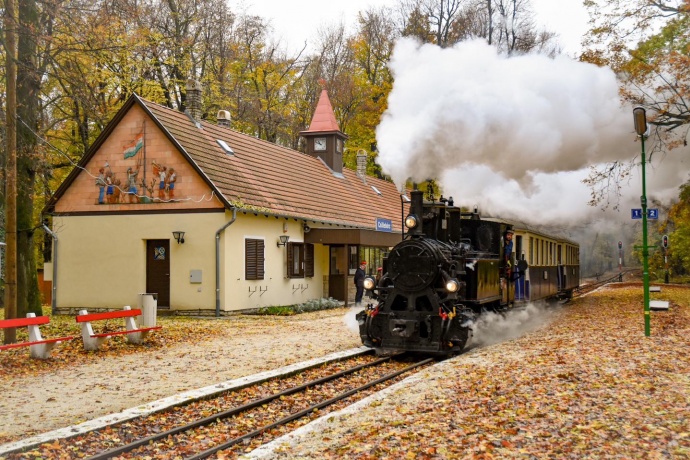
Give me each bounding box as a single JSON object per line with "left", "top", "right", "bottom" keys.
{"left": 287, "top": 242, "right": 295, "bottom": 277}
{"left": 305, "top": 244, "right": 314, "bottom": 277}
{"left": 257, "top": 239, "right": 265, "bottom": 279}
{"left": 245, "top": 239, "right": 265, "bottom": 280}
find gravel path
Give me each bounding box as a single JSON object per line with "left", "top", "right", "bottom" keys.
{"left": 0, "top": 308, "right": 362, "bottom": 443}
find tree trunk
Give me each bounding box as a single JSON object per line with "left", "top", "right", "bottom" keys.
{"left": 16, "top": 0, "right": 42, "bottom": 317}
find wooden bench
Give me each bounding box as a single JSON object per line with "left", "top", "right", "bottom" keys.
{"left": 76, "top": 306, "right": 162, "bottom": 351}
{"left": 0, "top": 313, "right": 74, "bottom": 359}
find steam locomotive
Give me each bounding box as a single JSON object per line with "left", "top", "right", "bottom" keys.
{"left": 356, "top": 189, "right": 579, "bottom": 355}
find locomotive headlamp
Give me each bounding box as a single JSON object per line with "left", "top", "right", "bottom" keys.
{"left": 404, "top": 215, "right": 418, "bottom": 229}
{"left": 445, "top": 279, "right": 460, "bottom": 293}
{"left": 363, "top": 277, "right": 376, "bottom": 290}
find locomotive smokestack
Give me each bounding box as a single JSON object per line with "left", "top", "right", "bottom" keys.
{"left": 408, "top": 190, "right": 425, "bottom": 236}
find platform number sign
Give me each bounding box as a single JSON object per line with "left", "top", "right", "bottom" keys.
{"left": 648, "top": 208, "right": 659, "bottom": 219}
{"left": 631, "top": 209, "right": 642, "bottom": 219}
{"left": 662, "top": 235, "right": 668, "bottom": 248}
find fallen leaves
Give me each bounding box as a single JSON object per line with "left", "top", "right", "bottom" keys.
{"left": 274, "top": 283, "right": 690, "bottom": 459}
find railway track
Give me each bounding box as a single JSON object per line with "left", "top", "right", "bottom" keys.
{"left": 573, "top": 269, "right": 640, "bottom": 297}
{"left": 4, "top": 352, "right": 436, "bottom": 460}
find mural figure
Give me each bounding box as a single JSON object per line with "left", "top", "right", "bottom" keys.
{"left": 167, "top": 168, "right": 177, "bottom": 199}
{"left": 153, "top": 161, "right": 167, "bottom": 200}
{"left": 126, "top": 160, "right": 141, "bottom": 203}
{"left": 96, "top": 168, "right": 106, "bottom": 204}
{"left": 110, "top": 174, "right": 123, "bottom": 204}
{"left": 105, "top": 170, "right": 114, "bottom": 203}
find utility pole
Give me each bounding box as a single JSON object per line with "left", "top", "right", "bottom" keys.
{"left": 3, "top": 0, "right": 19, "bottom": 344}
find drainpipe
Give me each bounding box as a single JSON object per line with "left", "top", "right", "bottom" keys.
{"left": 215, "top": 208, "right": 237, "bottom": 317}
{"left": 42, "top": 223, "right": 58, "bottom": 315}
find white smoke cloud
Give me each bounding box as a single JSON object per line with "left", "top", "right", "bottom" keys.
{"left": 471, "top": 303, "right": 558, "bottom": 347}
{"left": 343, "top": 306, "right": 361, "bottom": 333}
{"left": 375, "top": 38, "right": 690, "bottom": 227}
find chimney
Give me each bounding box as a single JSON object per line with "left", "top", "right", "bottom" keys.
{"left": 356, "top": 150, "right": 368, "bottom": 178}
{"left": 217, "top": 110, "right": 231, "bottom": 127}
{"left": 186, "top": 79, "right": 202, "bottom": 122}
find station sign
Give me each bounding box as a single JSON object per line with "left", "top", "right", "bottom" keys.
{"left": 376, "top": 218, "right": 392, "bottom": 232}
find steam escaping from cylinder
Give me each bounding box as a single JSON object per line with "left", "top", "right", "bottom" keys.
{"left": 471, "top": 303, "right": 559, "bottom": 347}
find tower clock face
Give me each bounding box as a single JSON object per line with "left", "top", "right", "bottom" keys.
{"left": 314, "top": 138, "right": 327, "bottom": 151}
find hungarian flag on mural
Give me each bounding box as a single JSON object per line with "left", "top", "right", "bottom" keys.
{"left": 123, "top": 132, "right": 144, "bottom": 159}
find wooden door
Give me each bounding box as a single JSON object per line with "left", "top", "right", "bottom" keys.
{"left": 146, "top": 239, "right": 170, "bottom": 308}
{"left": 328, "top": 245, "right": 348, "bottom": 302}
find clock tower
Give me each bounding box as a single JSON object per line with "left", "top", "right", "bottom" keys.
{"left": 300, "top": 88, "right": 348, "bottom": 174}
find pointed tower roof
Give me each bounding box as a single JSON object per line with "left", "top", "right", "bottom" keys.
{"left": 303, "top": 89, "right": 340, "bottom": 133}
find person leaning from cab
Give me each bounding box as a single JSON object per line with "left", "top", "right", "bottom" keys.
{"left": 504, "top": 229, "right": 514, "bottom": 278}
{"left": 354, "top": 261, "right": 367, "bottom": 305}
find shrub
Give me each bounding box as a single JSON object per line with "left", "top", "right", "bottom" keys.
{"left": 253, "top": 297, "right": 341, "bottom": 316}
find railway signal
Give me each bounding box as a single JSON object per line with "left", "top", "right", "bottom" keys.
{"left": 662, "top": 235, "right": 668, "bottom": 248}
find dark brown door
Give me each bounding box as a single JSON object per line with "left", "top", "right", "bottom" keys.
{"left": 328, "top": 245, "right": 350, "bottom": 303}
{"left": 146, "top": 239, "right": 170, "bottom": 308}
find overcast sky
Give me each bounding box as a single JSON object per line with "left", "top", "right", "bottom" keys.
{"left": 240, "top": 0, "right": 589, "bottom": 55}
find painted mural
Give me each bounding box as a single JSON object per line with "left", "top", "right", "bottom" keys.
{"left": 93, "top": 127, "right": 181, "bottom": 205}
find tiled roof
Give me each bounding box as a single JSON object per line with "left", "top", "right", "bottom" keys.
{"left": 141, "top": 97, "right": 406, "bottom": 231}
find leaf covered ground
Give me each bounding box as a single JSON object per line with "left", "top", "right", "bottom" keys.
{"left": 1, "top": 285, "right": 689, "bottom": 459}
{"left": 0, "top": 308, "right": 361, "bottom": 445}
{"left": 260, "top": 284, "right": 690, "bottom": 459}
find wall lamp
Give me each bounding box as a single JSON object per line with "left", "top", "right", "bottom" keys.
{"left": 172, "top": 231, "right": 185, "bottom": 244}
{"left": 277, "top": 235, "right": 290, "bottom": 247}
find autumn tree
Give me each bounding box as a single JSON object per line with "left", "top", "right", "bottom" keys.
{"left": 582, "top": 1, "right": 690, "bottom": 208}
{"left": 662, "top": 179, "right": 690, "bottom": 277}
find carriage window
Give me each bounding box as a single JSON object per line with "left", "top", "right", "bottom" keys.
{"left": 529, "top": 237, "right": 534, "bottom": 265}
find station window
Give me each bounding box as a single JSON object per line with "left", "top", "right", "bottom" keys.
{"left": 245, "top": 238, "right": 265, "bottom": 280}
{"left": 358, "top": 246, "right": 389, "bottom": 275}
{"left": 287, "top": 242, "right": 314, "bottom": 278}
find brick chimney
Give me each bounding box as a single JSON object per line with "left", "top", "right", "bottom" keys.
{"left": 356, "top": 150, "right": 368, "bottom": 178}
{"left": 185, "top": 79, "right": 202, "bottom": 122}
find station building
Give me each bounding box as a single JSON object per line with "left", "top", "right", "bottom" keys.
{"left": 43, "top": 82, "right": 406, "bottom": 314}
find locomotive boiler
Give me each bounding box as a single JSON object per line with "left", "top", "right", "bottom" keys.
{"left": 356, "top": 188, "right": 578, "bottom": 355}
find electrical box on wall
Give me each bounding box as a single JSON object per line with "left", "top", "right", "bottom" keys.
{"left": 190, "top": 270, "right": 202, "bottom": 283}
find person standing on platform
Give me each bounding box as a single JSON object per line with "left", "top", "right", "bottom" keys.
{"left": 354, "top": 261, "right": 367, "bottom": 305}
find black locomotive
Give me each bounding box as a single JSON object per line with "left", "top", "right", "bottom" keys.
{"left": 356, "top": 188, "right": 578, "bottom": 355}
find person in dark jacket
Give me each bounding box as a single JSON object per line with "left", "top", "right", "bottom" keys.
{"left": 504, "top": 229, "right": 514, "bottom": 278}
{"left": 354, "top": 261, "right": 367, "bottom": 304}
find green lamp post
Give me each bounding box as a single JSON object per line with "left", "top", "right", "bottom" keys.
{"left": 633, "top": 106, "right": 651, "bottom": 337}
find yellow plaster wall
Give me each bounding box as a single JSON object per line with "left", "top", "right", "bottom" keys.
{"left": 53, "top": 212, "right": 226, "bottom": 310}
{"left": 220, "top": 215, "right": 327, "bottom": 311}
{"left": 55, "top": 106, "right": 224, "bottom": 213}
{"left": 53, "top": 211, "right": 328, "bottom": 312}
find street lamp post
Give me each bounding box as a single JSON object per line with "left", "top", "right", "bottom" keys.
{"left": 633, "top": 106, "right": 651, "bottom": 337}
